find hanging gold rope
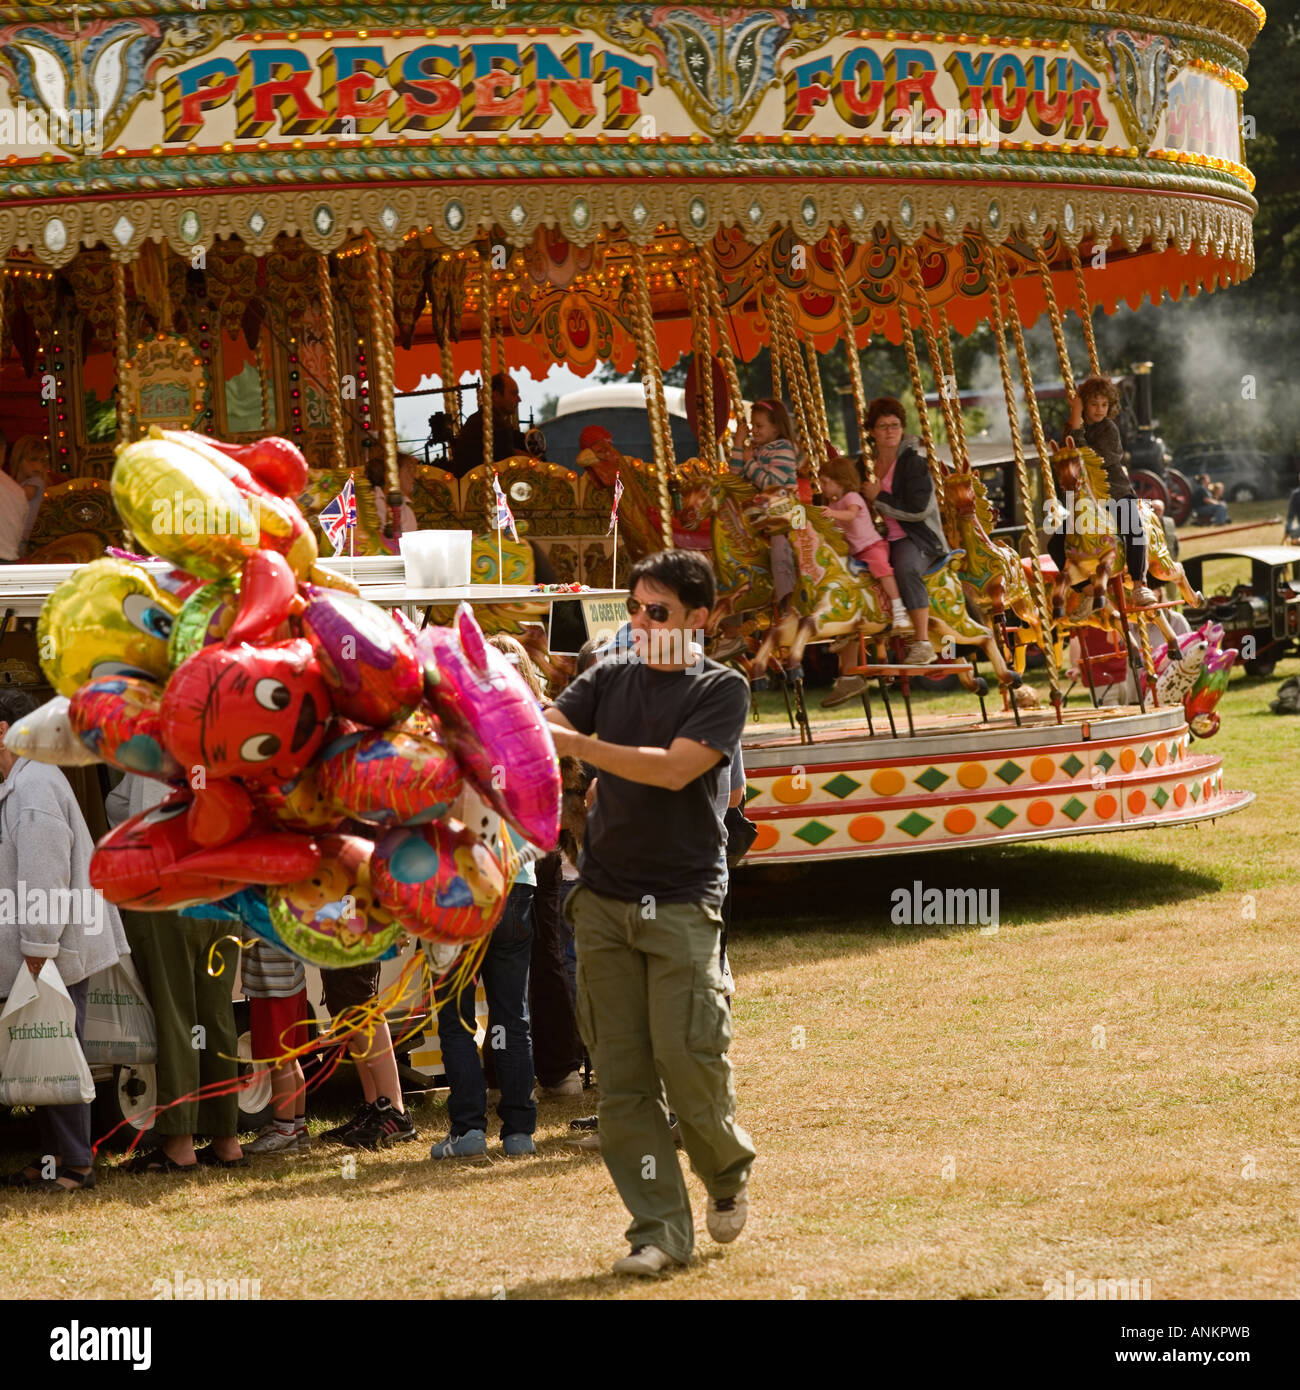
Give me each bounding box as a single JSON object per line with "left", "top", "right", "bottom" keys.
{"left": 1068, "top": 242, "right": 1101, "bottom": 378}
{"left": 804, "top": 337, "right": 830, "bottom": 454}
{"left": 985, "top": 255, "right": 1062, "bottom": 713}
{"left": 316, "top": 255, "right": 346, "bottom": 471}
{"left": 1135, "top": 610, "right": 1159, "bottom": 703}
{"left": 113, "top": 260, "right": 130, "bottom": 446}
{"left": 478, "top": 254, "right": 495, "bottom": 474}
{"left": 700, "top": 245, "right": 745, "bottom": 448}
{"left": 377, "top": 245, "right": 402, "bottom": 499}
{"left": 829, "top": 233, "right": 869, "bottom": 470}
{"left": 1035, "top": 245, "right": 1076, "bottom": 399}
{"left": 685, "top": 265, "right": 717, "bottom": 466}
{"left": 898, "top": 301, "right": 945, "bottom": 507}
{"left": 258, "top": 328, "right": 273, "bottom": 434}
{"left": 936, "top": 306, "right": 968, "bottom": 466}
{"left": 998, "top": 254, "right": 1059, "bottom": 511}
{"left": 768, "top": 304, "right": 783, "bottom": 405}
{"left": 438, "top": 341, "right": 460, "bottom": 436}
{"left": 907, "top": 259, "right": 962, "bottom": 473}
{"left": 770, "top": 290, "right": 824, "bottom": 479}
{"left": 629, "top": 244, "right": 675, "bottom": 549}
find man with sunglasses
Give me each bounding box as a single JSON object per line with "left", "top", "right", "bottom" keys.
{"left": 547, "top": 549, "right": 755, "bottom": 1276}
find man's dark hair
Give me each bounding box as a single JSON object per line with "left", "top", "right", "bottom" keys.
{"left": 626, "top": 549, "right": 716, "bottom": 614}
{"left": 490, "top": 372, "right": 511, "bottom": 396}
{"left": 0, "top": 687, "right": 39, "bottom": 724}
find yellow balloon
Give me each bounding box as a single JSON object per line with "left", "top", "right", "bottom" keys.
{"left": 111, "top": 438, "right": 258, "bottom": 579}
{"left": 38, "top": 558, "right": 183, "bottom": 698}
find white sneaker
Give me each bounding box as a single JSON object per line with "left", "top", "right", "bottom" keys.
{"left": 901, "top": 640, "right": 936, "bottom": 666}
{"left": 244, "top": 1124, "right": 302, "bottom": 1155}
{"left": 1131, "top": 585, "right": 1161, "bottom": 608}
{"left": 612, "top": 1244, "right": 685, "bottom": 1276}
{"left": 537, "top": 1071, "right": 583, "bottom": 1100}
{"left": 820, "top": 675, "right": 867, "bottom": 708}
{"left": 706, "top": 1185, "right": 750, "bottom": 1243}
{"left": 890, "top": 604, "right": 915, "bottom": 635}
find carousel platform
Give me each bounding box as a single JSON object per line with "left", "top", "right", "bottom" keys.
{"left": 739, "top": 703, "right": 1252, "bottom": 863}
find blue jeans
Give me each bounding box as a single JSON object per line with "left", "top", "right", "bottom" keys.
{"left": 436, "top": 884, "right": 537, "bottom": 1139}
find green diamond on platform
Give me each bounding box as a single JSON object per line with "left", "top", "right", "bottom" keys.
{"left": 1190, "top": 781, "right": 1201, "bottom": 802}
{"left": 1096, "top": 750, "right": 1115, "bottom": 772}
{"left": 1151, "top": 786, "right": 1169, "bottom": 809}
{"left": 793, "top": 820, "right": 835, "bottom": 846}
{"left": 914, "top": 766, "right": 950, "bottom": 792}
{"left": 1061, "top": 754, "right": 1084, "bottom": 778}
{"left": 1061, "top": 797, "right": 1087, "bottom": 821}
{"left": 994, "top": 760, "right": 1024, "bottom": 785}
{"left": 821, "top": 773, "right": 862, "bottom": 800}
{"left": 986, "top": 804, "right": 1017, "bottom": 830}
{"left": 896, "top": 811, "right": 934, "bottom": 838}
{"left": 744, "top": 785, "right": 761, "bottom": 804}
{"left": 1140, "top": 745, "right": 1154, "bottom": 766}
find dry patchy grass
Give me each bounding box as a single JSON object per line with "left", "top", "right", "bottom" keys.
{"left": 0, "top": 666, "right": 1296, "bottom": 1300}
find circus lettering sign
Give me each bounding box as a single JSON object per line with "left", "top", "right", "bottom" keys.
{"left": 0, "top": 15, "right": 1246, "bottom": 173}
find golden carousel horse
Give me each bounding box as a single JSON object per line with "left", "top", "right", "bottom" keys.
{"left": 701, "top": 472, "right": 1019, "bottom": 693}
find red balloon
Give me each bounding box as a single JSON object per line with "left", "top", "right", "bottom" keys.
{"left": 68, "top": 676, "right": 183, "bottom": 782}
{"left": 162, "top": 638, "right": 330, "bottom": 784}
{"left": 226, "top": 550, "right": 299, "bottom": 645}
{"left": 186, "top": 780, "right": 255, "bottom": 847}
{"left": 168, "top": 431, "right": 309, "bottom": 498}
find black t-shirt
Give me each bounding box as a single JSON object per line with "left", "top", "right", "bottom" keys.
{"left": 552, "top": 657, "right": 750, "bottom": 910}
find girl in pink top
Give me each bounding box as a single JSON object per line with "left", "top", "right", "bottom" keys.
{"left": 819, "top": 458, "right": 913, "bottom": 634}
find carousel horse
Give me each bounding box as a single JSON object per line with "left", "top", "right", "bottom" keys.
{"left": 943, "top": 467, "right": 1044, "bottom": 671}
{"left": 1049, "top": 441, "right": 1201, "bottom": 653}
{"left": 703, "top": 472, "right": 1017, "bottom": 692}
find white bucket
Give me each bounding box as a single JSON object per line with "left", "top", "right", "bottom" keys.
{"left": 400, "top": 530, "right": 472, "bottom": 588}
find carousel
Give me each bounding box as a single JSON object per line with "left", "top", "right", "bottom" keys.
{"left": 0, "top": 0, "right": 1262, "bottom": 864}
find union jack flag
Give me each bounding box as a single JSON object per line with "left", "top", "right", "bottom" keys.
{"left": 492, "top": 472, "right": 518, "bottom": 542}
{"left": 319, "top": 474, "right": 356, "bottom": 554}
{"left": 607, "top": 471, "right": 624, "bottom": 536}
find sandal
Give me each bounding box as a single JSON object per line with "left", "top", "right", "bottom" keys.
{"left": 40, "top": 1166, "right": 95, "bottom": 1192}
{"left": 120, "top": 1148, "right": 198, "bottom": 1175}
{"left": 195, "top": 1146, "right": 248, "bottom": 1169}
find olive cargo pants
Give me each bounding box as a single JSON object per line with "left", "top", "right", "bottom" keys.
{"left": 566, "top": 884, "right": 755, "bottom": 1263}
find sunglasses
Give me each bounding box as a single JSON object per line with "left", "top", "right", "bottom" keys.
{"left": 626, "top": 597, "right": 673, "bottom": 622}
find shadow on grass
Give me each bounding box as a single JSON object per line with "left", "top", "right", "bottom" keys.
{"left": 732, "top": 843, "right": 1223, "bottom": 937}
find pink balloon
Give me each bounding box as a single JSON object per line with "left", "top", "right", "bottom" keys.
{"left": 415, "top": 604, "right": 560, "bottom": 851}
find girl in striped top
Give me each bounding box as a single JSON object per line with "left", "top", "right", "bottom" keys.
{"left": 730, "top": 400, "right": 800, "bottom": 608}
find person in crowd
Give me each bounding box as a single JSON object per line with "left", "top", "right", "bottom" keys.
{"left": 373, "top": 453, "right": 421, "bottom": 543}
{"left": 0, "top": 459, "right": 27, "bottom": 562}
{"left": 730, "top": 399, "right": 800, "bottom": 616}
{"left": 860, "top": 396, "right": 963, "bottom": 666}
{"left": 485, "top": 634, "right": 585, "bottom": 1104}
{"left": 448, "top": 372, "right": 528, "bottom": 478}
{"left": 0, "top": 689, "right": 131, "bottom": 1192}
{"left": 1283, "top": 472, "right": 1300, "bottom": 545}
{"left": 1151, "top": 498, "right": 1179, "bottom": 563}
{"left": 240, "top": 938, "right": 309, "bottom": 1155}
{"left": 547, "top": 549, "right": 755, "bottom": 1276}
{"left": 1189, "top": 472, "right": 1230, "bottom": 526}
{"left": 1049, "top": 377, "right": 1155, "bottom": 608}
{"left": 819, "top": 454, "right": 916, "bottom": 706}
{"left": 8, "top": 437, "right": 49, "bottom": 557}
{"left": 103, "top": 773, "right": 246, "bottom": 1172}
{"left": 318, "top": 960, "right": 418, "bottom": 1150}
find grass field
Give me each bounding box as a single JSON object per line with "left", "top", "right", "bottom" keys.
{"left": 1, "top": 509, "right": 1296, "bottom": 1300}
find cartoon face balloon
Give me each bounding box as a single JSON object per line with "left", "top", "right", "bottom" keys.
{"left": 69, "top": 676, "right": 184, "bottom": 781}
{"left": 417, "top": 603, "right": 560, "bottom": 851}
{"left": 371, "top": 818, "right": 506, "bottom": 943}
{"left": 315, "top": 726, "right": 463, "bottom": 827}
{"left": 299, "top": 587, "right": 424, "bottom": 728}
{"left": 161, "top": 638, "right": 329, "bottom": 784}
{"left": 267, "top": 834, "right": 402, "bottom": 969}
{"left": 38, "top": 558, "right": 182, "bottom": 697}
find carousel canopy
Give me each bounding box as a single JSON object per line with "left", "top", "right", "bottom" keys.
{"left": 0, "top": 1, "right": 1263, "bottom": 380}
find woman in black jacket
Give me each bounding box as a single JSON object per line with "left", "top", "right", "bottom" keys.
{"left": 859, "top": 397, "right": 961, "bottom": 666}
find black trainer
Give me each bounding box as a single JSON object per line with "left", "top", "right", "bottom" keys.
{"left": 320, "top": 1102, "right": 376, "bottom": 1144}
{"left": 341, "top": 1097, "right": 418, "bottom": 1150}
{"left": 569, "top": 1114, "right": 600, "bottom": 1132}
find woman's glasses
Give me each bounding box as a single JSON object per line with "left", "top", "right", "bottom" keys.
{"left": 626, "top": 597, "right": 673, "bottom": 622}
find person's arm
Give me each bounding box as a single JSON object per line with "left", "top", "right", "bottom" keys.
{"left": 875, "top": 453, "right": 933, "bottom": 521}
{"left": 821, "top": 503, "right": 855, "bottom": 522}
{"left": 546, "top": 708, "right": 723, "bottom": 791}
{"left": 14, "top": 806, "right": 74, "bottom": 968}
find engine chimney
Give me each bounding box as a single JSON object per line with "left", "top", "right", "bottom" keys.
{"left": 1131, "top": 361, "right": 1154, "bottom": 432}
